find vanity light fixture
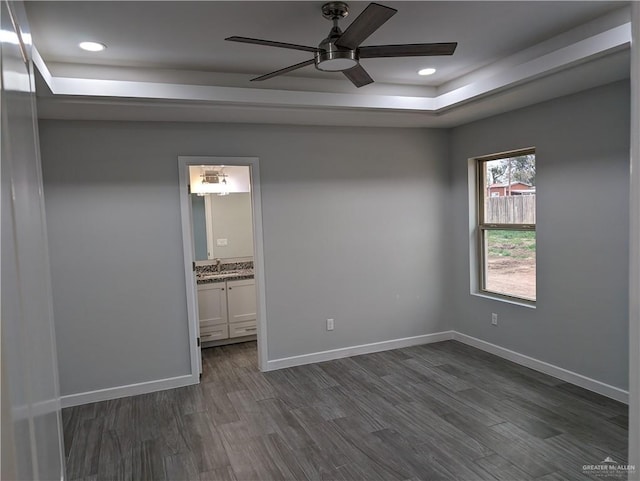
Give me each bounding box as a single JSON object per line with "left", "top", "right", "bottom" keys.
{"left": 79, "top": 41, "right": 106, "bottom": 52}
{"left": 219, "top": 175, "right": 229, "bottom": 196}
{"left": 189, "top": 165, "right": 250, "bottom": 195}
{"left": 201, "top": 171, "right": 227, "bottom": 184}
{"left": 200, "top": 170, "right": 230, "bottom": 195}
{"left": 418, "top": 67, "right": 436, "bottom": 76}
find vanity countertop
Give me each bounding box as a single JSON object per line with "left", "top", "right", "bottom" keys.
{"left": 196, "top": 269, "right": 254, "bottom": 285}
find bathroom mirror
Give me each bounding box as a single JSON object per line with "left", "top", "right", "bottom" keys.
{"left": 191, "top": 192, "right": 253, "bottom": 261}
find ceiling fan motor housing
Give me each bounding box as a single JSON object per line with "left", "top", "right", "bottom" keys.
{"left": 316, "top": 2, "right": 358, "bottom": 72}
{"left": 315, "top": 37, "right": 358, "bottom": 71}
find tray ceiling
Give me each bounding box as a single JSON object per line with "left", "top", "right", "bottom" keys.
{"left": 26, "top": 1, "right": 632, "bottom": 127}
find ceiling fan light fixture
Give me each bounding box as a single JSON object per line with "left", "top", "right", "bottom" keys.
{"left": 316, "top": 57, "right": 358, "bottom": 72}
{"left": 315, "top": 49, "right": 358, "bottom": 72}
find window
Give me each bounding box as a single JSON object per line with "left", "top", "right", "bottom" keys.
{"left": 476, "top": 149, "right": 536, "bottom": 302}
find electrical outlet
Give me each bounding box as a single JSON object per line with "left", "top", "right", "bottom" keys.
{"left": 491, "top": 313, "right": 498, "bottom": 326}
{"left": 326, "top": 318, "right": 334, "bottom": 331}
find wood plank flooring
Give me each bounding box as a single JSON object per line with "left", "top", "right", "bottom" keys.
{"left": 63, "top": 341, "right": 629, "bottom": 481}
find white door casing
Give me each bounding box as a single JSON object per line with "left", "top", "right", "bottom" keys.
{"left": 178, "top": 156, "right": 268, "bottom": 375}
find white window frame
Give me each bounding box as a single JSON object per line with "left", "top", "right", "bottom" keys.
{"left": 470, "top": 147, "right": 537, "bottom": 307}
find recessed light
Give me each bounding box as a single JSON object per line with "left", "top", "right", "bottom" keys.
{"left": 418, "top": 68, "right": 436, "bottom": 76}
{"left": 79, "top": 41, "right": 106, "bottom": 52}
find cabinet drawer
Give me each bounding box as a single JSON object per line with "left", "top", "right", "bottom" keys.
{"left": 200, "top": 324, "right": 229, "bottom": 342}
{"left": 229, "top": 320, "right": 257, "bottom": 338}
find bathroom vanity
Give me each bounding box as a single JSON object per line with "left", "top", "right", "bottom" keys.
{"left": 196, "top": 269, "right": 257, "bottom": 345}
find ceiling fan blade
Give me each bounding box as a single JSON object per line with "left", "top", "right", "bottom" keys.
{"left": 359, "top": 42, "right": 458, "bottom": 58}
{"left": 250, "top": 59, "right": 315, "bottom": 82}
{"left": 343, "top": 64, "right": 374, "bottom": 88}
{"left": 335, "top": 3, "right": 397, "bottom": 50}
{"left": 226, "top": 36, "right": 318, "bottom": 53}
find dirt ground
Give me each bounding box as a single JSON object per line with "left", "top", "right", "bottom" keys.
{"left": 486, "top": 257, "right": 536, "bottom": 300}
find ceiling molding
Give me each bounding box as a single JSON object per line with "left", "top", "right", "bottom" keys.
{"left": 434, "top": 23, "right": 630, "bottom": 111}
{"left": 35, "top": 51, "right": 629, "bottom": 129}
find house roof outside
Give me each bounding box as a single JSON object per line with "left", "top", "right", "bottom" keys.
{"left": 489, "top": 182, "right": 534, "bottom": 189}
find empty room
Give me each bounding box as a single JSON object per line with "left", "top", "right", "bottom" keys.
{"left": 2, "top": 1, "right": 639, "bottom": 480}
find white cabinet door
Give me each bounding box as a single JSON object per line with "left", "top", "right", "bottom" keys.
{"left": 197, "top": 282, "right": 228, "bottom": 328}
{"left": 227, "top": 279, "right": 257, "bottom": 324}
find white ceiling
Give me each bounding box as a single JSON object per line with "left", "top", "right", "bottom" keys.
{"left": 26, "top": 1, "right": 632, "bottom": 127}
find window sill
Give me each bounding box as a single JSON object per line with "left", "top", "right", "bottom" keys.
{"left": 471, "top": 291, "right": 536, "bottom": 309}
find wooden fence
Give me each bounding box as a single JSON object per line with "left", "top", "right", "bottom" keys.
{"left": 485, "top": 195, "right": 535, "bottom": 224}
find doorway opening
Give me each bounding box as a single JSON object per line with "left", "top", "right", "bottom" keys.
{"left": 178, "top": 156, "right": 268, "bottom": 381}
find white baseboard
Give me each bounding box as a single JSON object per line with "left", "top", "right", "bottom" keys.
{"left": 60, "top": 374, "right": 197, "bottom": 408}
{"left": 60, "top": 331, "right": 628, "bottom": 407}
{"left": 453, "top": 332, "right": 629, "bottom": 404}
{"left": 265, "top": 330, "right": 455, "bottom": 371}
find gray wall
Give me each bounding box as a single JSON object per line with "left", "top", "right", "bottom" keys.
{"left": 40, "top": 81, "right": 630, "bottom": 397}
{"left": 449, "top": 81, "right": 630, "bottom": 389}
{"left": 40, "top": 122, "right": 450, "bottom": 396}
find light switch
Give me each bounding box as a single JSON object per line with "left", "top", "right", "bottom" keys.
{"left": 216, "top": 238, "right": 228, "bottom": 246}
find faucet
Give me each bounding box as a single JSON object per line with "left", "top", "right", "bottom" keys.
{"left": 214, "top": 258, "right": 222, "bottom": 272}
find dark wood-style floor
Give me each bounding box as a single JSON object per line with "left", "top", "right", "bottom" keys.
{"left": 63, "top": 340, "right": 628, "bottom": 481}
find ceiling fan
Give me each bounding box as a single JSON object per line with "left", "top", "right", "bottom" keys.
{"left": 226, "top": 2, "right": 457, "bottom": 88}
